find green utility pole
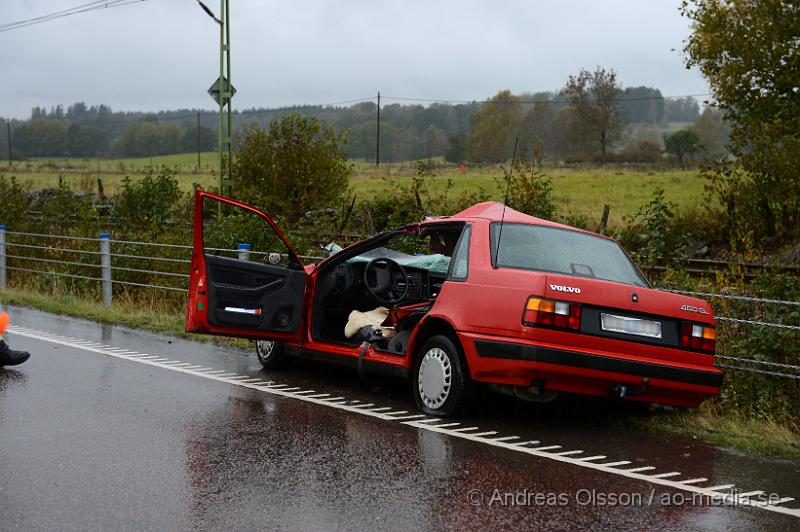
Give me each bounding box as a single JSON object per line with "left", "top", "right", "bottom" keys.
{"left": 198, "top": 0, "right": 234, "bottom": 196}
{"left": 219, "top": 0, "right": 232, "bottom": 196}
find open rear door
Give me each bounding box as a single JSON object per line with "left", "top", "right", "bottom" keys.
{"left": 186, "top": 190, "right": 306, "bottom": 342}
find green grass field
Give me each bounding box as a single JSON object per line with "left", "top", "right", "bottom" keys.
{"left": 2, "top": 154, "right": 707, "bottom": 227}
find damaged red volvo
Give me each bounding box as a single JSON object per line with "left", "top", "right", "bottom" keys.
{"left": 186, "top": 190, "right": 722, "bottom": 416}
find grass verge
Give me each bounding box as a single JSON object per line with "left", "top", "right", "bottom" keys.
{"left": 2, "top": 285, "right": 797, "bottom": 460}
{"left": 622, "top": 404, "right": 800, "bottom": 461}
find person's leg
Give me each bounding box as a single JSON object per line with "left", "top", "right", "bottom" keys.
{"left": 0, "top": 312, "right": 30, "bottom": 367}
{"left": 0, "top": 335, "right": 30, "bottom": 367}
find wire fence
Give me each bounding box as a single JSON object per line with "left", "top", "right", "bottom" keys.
{"left": 0, "top": 227, "right": 797, "bottom": 380}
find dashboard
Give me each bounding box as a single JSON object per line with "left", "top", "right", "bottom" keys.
{"left": 330, "top": 260, "right": 446, "bottom": 304}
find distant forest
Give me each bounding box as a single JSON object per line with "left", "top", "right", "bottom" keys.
{"left": 0, "top": 86, "right": 711, "bottom": 163}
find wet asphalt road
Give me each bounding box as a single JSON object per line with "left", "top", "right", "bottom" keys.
{"left": 1, "top": 306, "right": 799, "bottom": 531}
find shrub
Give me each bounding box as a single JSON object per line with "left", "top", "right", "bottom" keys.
{"left": 114, "top": 166, "right": 182, "bottom": 237}
{"left": 493, "top": 158, "right": 555, "bottom": 220}
{"left": 232, "top": 114, "right": 352, "bottom": 224}
{"left": 364, "top": 162, "right": 489, "bottom": 233}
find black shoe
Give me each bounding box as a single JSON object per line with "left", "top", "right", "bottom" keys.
{"left": 0, "top": 339, "right": 30, "bottom": 367}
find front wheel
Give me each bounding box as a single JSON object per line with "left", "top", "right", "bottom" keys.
{"left": 255, "top": 340, "right": 291, "bottom": 370}
{"left": 412, "top": 335, "right": 475, "bottom": 417}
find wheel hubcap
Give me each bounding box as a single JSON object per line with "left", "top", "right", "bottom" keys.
{"left": 418, "top": 347, "right": 452, "bottom": 410}
{"left": 256, "top": 340, "right": 275, "bottom": 360}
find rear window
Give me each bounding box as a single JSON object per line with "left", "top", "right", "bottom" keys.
{"left": 490, "top": 223, "right": 648, "bottom": 287}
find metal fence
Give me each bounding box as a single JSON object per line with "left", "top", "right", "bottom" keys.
{"left": 0, "top": 227, "right": 797, "bottom": 380}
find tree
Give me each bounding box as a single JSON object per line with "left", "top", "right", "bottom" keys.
{"left": 114, "top": 121, "right": 160, "bottom": 157}
{"left": 563, "top": 67, "right": 626, "bottom": 162}
{"left": 14, "top": 120, "right": 68, "bottom": 156}
{"left": 232, "top": 114, "right": 352, "bottom": 223}
{"left": 682, "top": 0, "right": 800, "bottom": 243}
{"left": 620, "top": 86, "right": 665, "bottom": 124}
{"left": 518, "top": 102, "right": 556, "bottom": 160}
{"left": 664, "top": 97, "right": 700, "bottom": 122}
{"left": 445, "top": 133, "right": 467, "bottom": 163}
{"left": 182, "top": 124, "right": 216, "bottom": 153}
{"left": 663, "top": 128, "right": 700, "bottom": 168}
{"left": 421, "top": 125, "right": 447, "bottom": 159}
{"left": 467, "top": 90, "right": 521, "bottom": 163}
{"left": 67, "top": 124, "right": 109, "bottom": 156}
{"left": 692, "top": 106, "right": 730, "bottom": 159}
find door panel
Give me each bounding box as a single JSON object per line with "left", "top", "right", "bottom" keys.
{"left": 206, "top": 255, "right": 305, "bottom": 332}
{"left": 185, "top": 190, "right": 306, "bottom": 342}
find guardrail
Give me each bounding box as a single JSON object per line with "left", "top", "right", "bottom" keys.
{"left": 0, "top": 227, "right": 797, "bottom": 380}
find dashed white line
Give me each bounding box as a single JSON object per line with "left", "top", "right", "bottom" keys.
{"left": 651, "top": 472, "right": 682, "bottom": 479}
{"left": 679, "top": 478, "right": 709, "bottom": 485}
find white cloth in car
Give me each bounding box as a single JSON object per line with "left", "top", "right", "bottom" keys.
{"left": 344, "top": 307, "right": 396, "bottom": 338}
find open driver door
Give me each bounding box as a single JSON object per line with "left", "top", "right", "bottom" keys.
{"left": 186, "top": 190, "right": 306, "bottom": 343}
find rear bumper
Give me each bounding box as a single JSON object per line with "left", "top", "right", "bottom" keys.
{"left": 475, "top": 339, "right": 723, "bottom": 387}
{"left": 460, "top": 334, "right": 723, "bottom": 407}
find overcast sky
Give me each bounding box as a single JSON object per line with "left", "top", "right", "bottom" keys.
{"left": 0, "top": 0, "right": 708, "bottom": 119}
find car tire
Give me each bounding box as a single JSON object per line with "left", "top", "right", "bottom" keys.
{"left": 413, "top": 334, "right": 475, "bottom": 417}
{"left": 255, "top": 340, "right": 291, "bottom": 370}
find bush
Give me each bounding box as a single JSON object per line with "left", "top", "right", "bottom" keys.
{"left": 232, "top": 114, "right": 352, "bottom": 224}
{"left": 114, "top": 166, "right": 183, "bottom": 237}
{"left": 619, "top": 188, "right": 701, "bottom": 270}
{"left": 493, "top": 158, "right": 555, "bottom": 220}
{"left": 364, "top": 162, "right": 489, "bottom": 233}
{"left": 632, "top": 140, "right": 662, "bottom": 163}
{"left": 0, "top": 177, "right": 28, "bottom": 224}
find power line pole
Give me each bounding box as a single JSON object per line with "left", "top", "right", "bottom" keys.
{"left": 219, "top": 0, "right": 233, "bottom": 196}
{"left": 6, "top": 120, "right": 11, "bottom": 167}
{"left": 376, "top": 91, "right": 380, "bottom": 166}
{"left": 199, "top": 0, "right": 233, "bottom": 196}
{"left": 196, "top": 112, "right": 201, "bottom": 175}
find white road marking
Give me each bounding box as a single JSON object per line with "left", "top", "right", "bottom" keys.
{"left": 679, "top": 478, "right": 708, "bottom": 485}
{"left": 553, "top": 450, "right": 584, "bottom": 457}
{"left": 491, "top": 436, "right": 521, "bottom": 442}
{"left": 579, "top": 455, "right": 607, "bottom": 461}
{"left": 651, "top": 472, "right": 682, "bottom": 478}
{"left": 737, "top": 491, "right": 765, "bottom": 498}
{"left": 431, "top": 422, "right": 462, "bottom": 429}
{"left": 531, "top": 445, "right": 562, "bottom": 451}
{"left": 9, "top": 324, "right": 800, "bottom": 519}
{"left": 624, "top": 466, "right": 657, "bottom": 473}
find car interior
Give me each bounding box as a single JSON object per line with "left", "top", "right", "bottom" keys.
{"left": 310, "top": 223, "right": 467, "bottom": 354}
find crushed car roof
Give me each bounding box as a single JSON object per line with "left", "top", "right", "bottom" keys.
{"left": 427, "top": 201, "right": 604, "bottom": 237}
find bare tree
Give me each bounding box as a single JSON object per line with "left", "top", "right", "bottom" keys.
{"left": 563, "top": 67, "right": 626, "bottom": 163}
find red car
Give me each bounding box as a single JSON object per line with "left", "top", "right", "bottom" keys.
{"left": 186, "top": 190, "right": 722, "bottom": 416}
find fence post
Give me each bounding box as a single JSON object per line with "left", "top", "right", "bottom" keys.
{"left": 238, "top": 243, "right": 251, "bottom": 261}
{"left": 100, "top": 233, "right": 112, "bottom": 307}
{"left": 0, "top": 225, "right": 6, "bottom": 288}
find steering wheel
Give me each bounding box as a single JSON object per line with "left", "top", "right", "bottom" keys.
{"left": 363, "top": 257, "right": 409, "bottom": 305}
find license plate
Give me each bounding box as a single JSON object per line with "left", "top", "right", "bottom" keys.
{"left": 601, "top": 313, "right": 662, "bottom": 339}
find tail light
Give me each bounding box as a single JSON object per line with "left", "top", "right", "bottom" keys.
{"left": 523, "top": 297, "right": 582, "bottom": 331}
{"left": 681, "top": 322, "right": 716, "bottom": 353}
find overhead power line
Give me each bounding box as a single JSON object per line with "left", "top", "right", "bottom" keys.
{"left": 0, "top": 0, "right": 149, "bottom": 33}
